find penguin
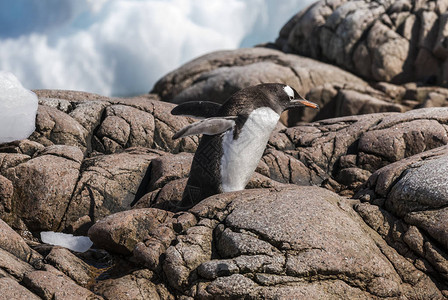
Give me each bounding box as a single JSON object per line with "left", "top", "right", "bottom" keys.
{"left": 171, "top": 83, "right": 319, "bottom": 209}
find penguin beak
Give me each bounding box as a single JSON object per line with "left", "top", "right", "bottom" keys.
{"left": 288, "top": 99, "right": 319, "bottom": 109}
{"left": 286, "top": 92, "right": 319, "bottom": 110}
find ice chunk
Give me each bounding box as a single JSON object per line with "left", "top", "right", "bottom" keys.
{"left": 40, "top": 231, "right": 93, "bottom": 253}
{"left": 0, "top": 71, "right": 38, "bottom": 143}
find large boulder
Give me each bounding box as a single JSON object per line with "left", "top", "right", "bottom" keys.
{"left": 276, "top": 0, "right": 448, "bottom": 85}
{"left": 152, "top": 48, "right": 366, "bottom": 104}
{"left": 356, "top": 145, "right": 448, "bottom": 284}
{"left": 160, "top": 186, "right": 441, "bottom": 298}
{"left": 152, "top": 47, "right": 377, "bottom": 125}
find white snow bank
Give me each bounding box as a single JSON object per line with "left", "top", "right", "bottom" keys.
{"left": 0, "top": 71, "right": 38, "bottom": 143}
{"left": 40, "top": 231, "right": 93, "bottom": 253}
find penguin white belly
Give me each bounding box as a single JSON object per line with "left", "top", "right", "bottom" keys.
{"left": 220, "top": 107, "right": 280, "bottom": 192}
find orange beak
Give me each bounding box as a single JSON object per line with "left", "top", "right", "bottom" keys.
{"left": 289, "top": 99, "right": 319, "bottom": 109}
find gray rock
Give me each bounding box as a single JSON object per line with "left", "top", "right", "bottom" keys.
{"left": 355, "top": 144, "right": 448, "bottom": 284}
{"left": 276, "top": 0, "right": 448, "bottom": 84}
{"left": 159, "top": 186, "right": 442, "bottom": 298}
{"left": 388, "top": 156, "right": 448, "bottom": 216}
{"left": 153, "top": 48, "right": 366, "bottom": 103}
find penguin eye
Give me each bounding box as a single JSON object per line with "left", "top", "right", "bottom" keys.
{"left": 289, "top": 96, "right": 294, "bottom": 101}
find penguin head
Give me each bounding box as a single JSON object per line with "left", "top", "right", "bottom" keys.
{"left": 258, "top": 83, "right": 319, "bottom": 114}
{"left": 280, "top": 84, "right": 319, "bottom": 111}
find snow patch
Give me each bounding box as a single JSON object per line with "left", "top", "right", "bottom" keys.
{"left": 40, "top": 231, "right": 93, "bottom": 253}
{"left": 0, "top": 71, "right": 38, "bottom": 143}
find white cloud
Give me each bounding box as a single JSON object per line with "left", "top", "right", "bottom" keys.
{"left": 0, "top": 0, "right": 314, "bottom": 96}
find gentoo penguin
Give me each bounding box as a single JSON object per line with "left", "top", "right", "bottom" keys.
{"left": 171, "top": 83, "right": 318, "bottom": 208}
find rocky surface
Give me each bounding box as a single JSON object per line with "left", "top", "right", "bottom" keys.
{"left": 2, "top": 0, "right": 448, "bottom": 298}
{"left": 276, "top": 0, "right": 448, "bottom": 86}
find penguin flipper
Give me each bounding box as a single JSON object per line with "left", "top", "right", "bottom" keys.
{"left": 172, "top": 116, "right": 236, "bottom": 140}
{"left": 171, "top": 101, "right": 222, "bottom": 118}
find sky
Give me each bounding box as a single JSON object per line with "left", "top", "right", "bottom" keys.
{"left": 0, "top": 0, "right": 315, "bottom": 97}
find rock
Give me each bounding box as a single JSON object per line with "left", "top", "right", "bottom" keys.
{"left": 33, "top": 89, "right": 110, "bottom": 102}
{"left": 388, "top": 155, "right": 448, "bottom": 217}
{"left": 134, "top": 178, "right": 188, "bottom": 210}
{"left": 153, "top": 48, "right": 366, "bottom": 104}
{"left": 94, "top": 269, "right": 173, "bottom": 300}
{"left": 31, "top": 105, "right": 89, "bottom": 153}
{"left": 45, "top": 247, "right": 95, "bottom": 286}
{"left": 0, "top": 277, "right": 40, "bottom": 300}
{"left": 269, "top": 107, "right": 448, "bottom": 190}
{"left": 63, "top": 148, "right": 163, "bottom": 234}
{"left": 108, "top": 96, "right": 199, "bottom": 153}
{"left": 355, "top": 144, "right": 448, "bottom": 283}
{"left": 88, "top": 208, "right": 174, "bottom": 255}
{"left": 334, "top": 90, "right": 405, "bottom": 116}
{"left": 16, "top": 139, "right": 45, "bottom": 157}
{"left": 153, "top": 47, "right": 370, "bottom": 125}
{"left": 161, "top": 186, "right": 441, "bottom": 298}
{"left": 0, "top": 90, "right": 201, "bottom": 233}
{"left": 147, "top": 153, "right": 193, "bottom": 191}
{"left": 0, "top": 219, "right": 42, "bottom": 265}
{"left": 0, "top": 247, "right": 35, "bottom": 280}
{"left": 0, "top": 175, "right": 13, "bottom": 216}
{"left": 3, "top": 145, "right": 82, "bottom": 232}
{"left": 37, "top": 144, "right": 84, "bottom": 164}
{"left": 69, "top": 101, "right": 108, "bottom": 134}
{"left": 23, "top": 266, "right": 100, "bottom": 300}
{"left": 0, "top": 153, "right": 30, "bottom": 173}
{"left": 95, "top": 105, "right": 155, "bottom": 154}
{"left": 276, "top": 0, "right": 448, "bottom": 84}
{"left": 358, "top": 119, "right": 448, "bottom": 164}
